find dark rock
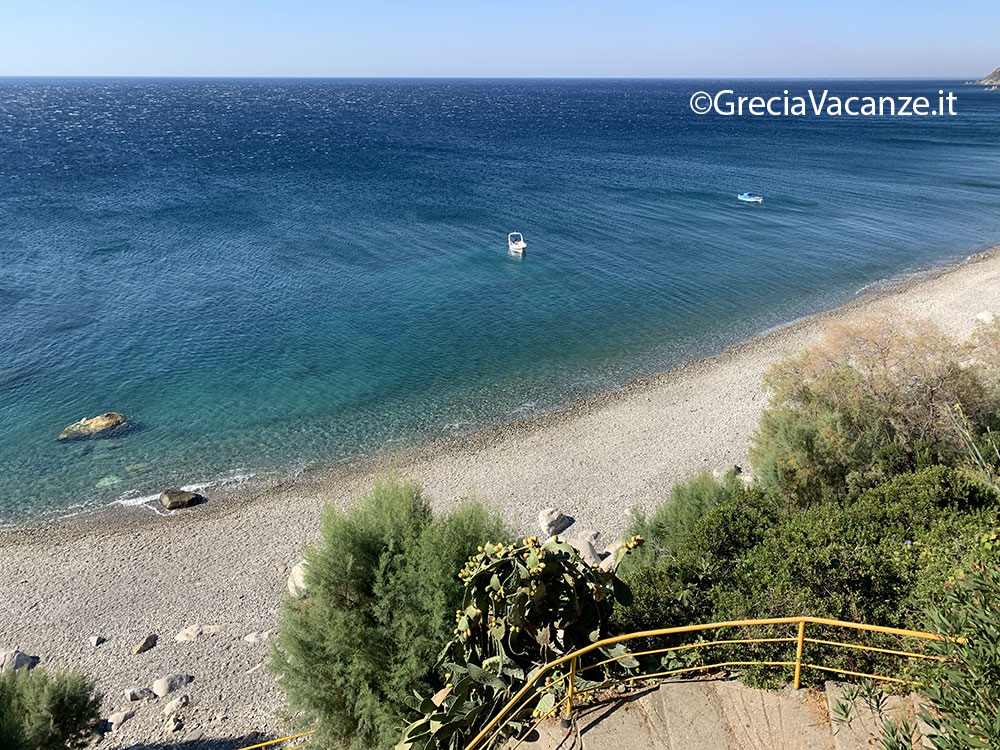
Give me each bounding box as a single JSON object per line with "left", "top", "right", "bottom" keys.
{"left": 159, "top": 489, "right": 205, "bottom": 510}
{"left": 0, "top": 649, "right": 39, "bottom": 672}
{"left": 132, "top": 633, "right": 158, "bottom": 655}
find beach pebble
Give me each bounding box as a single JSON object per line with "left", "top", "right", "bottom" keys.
{"left": 132, "top": 633, "right": 158, "bottom": 654}
{"left": 175, "top": 624, "right": 223, "bottom": 642}
{"left": 125, "top": 686, "right": 155, "bottom": 702}
{"left": 538, "top": 508, "right": 574, "bottom": 537}
{"left": 89, "top": 635, "right": 106, "bottom": 648}
{"left": 165, "top": 713, "right": 184, "bottom": 733}
{"left": 152, "top": 673, "right": 194, "bottom": 698}
{"left": 287, "top": 560, "right": 308, "bottom": 596}
{"left": 163, "top": 694, "right": 189, "bottom": 715}
{"left": 243, "top": 629, "right": 274, "bottom": 644}
{"left": 108, "top": 710, "right": 134, "bottom": 732}
{"left": 0, "top": 649, "right": 39, "bottom": 673}
{"left": 160, "top": 489, "right": 205, "bottom": 510}
{"left": 975, "top": 310, "right": 996, "bottom": 325}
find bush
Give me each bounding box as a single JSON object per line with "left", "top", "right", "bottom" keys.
{"left": 627, "top": 471, "right": 748, "bottom": 559}
{"left": 615, "top": 467, "right": 1000, "bottom": 683}
{"left": 918, "top": 563, "right": 1000, "bottom": 749}
{"left": 750, "top": 317, "right": 997, "bottom": 503}
{"left": 0, "top": 668, "right": 101, "bottom": 750}
{"left": 271, "top": 479, "right": 511, "bottom": 750}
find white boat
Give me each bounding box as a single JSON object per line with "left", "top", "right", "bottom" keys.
{"left": 738, "top": 192, "right": 763, "bottom": 204}
{"left": 508, "top": 232, "right": 526, "bottom": 255}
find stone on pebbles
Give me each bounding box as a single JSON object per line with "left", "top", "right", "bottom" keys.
{"left": 108, "top": 710, "right": 134, "bottom": 732}
{"left": 175, "top": 624, "right": 223, "bottom": 642}
{"left": 89, "top": 635, "right": 106, "bottom": 648}
{"left": 163, "top": 694, "right": 189, "bottom": 715}
{"left": 152, "top": 673, "right": 194, "bottom": 698}
{"left": 132, "top": 633, "right": 158, "bottom": 654}
{"left": 159, "top": 489, "right": 205, "bottom": 510}
{"left": 975, "top": 310, "right": 996, "bottom": 325}
{"left": 564, "top": 537, "right": 602, "bottom": 567}
{"left": 165, "top": 714, "right": 184, "bottom": 733}
{"left": 243, "top": 629, "right": 274, "bottom": 644}
{"left": 287, "top": 560, "right": 308, "bottom": 596}
{"left": 125, "top": 686, "right": 155, "bottom": 702}
{"left": 0, "top": 649, "right": 39, "bottom": 673}
{"left": 538, "top": 508, "right": 574, "bottom": 537}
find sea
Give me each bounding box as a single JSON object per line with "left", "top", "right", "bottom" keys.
{"left": 1, "top": 78, "right": 998, "bottom": 523}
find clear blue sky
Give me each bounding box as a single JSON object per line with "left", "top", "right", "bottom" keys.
{"left": 0, "top": 0, "right": 996, "bottom": 78}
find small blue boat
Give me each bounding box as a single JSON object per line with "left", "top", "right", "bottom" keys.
{"left": 738, "top": 192, "right": 763, "bottom": 204}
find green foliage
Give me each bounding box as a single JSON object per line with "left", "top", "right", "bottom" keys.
{"left": 918, "top": 564, "right": 1000, "bottom": 748}
{"left": 0, "top": 668, "right": 101, "bottom": 750}
{"left": 398, "top": 535, "right": 643, "bottom": 750}
{"left": 750, "top": 317, "right": 998, "bottom": 503}
{"left": 627, "top": 471, "right": 748, "bottom": 559}
{"left": 616, "top": 468, "right": 1000, "bottom": 683}
{"left": 271, "top": 479, "right": 511, "bottom": 750}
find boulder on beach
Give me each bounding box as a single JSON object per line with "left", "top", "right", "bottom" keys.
{"left": 57, "top": 412, "right": 130, "bottom": 441}
{"left": 0, "top": 649, "right": 39, "bottom": 673}
{"left": 287, "top": 560, "right": 308, "bottom": 596}
{"left": 151, "top": 673, "right": 194, "bottom": 698}
{"left": 538, "top": 507, "right": 574, "bottom": 537}
{"left": 132, "top": 633, "right": 158, "bottom": 655}
{"left": 159, "top": 489, "right": 205, "bottom": 511}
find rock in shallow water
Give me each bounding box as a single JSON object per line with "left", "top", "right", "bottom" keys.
{"left": 56, "top": 412, "right": 130, "bottom": 441}
{"left": 159, "top": 489, "right": 205, "bottom": 510}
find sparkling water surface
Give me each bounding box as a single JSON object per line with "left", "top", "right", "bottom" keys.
{"left": 1, "top": 79, "right": 999, "bottom": 522}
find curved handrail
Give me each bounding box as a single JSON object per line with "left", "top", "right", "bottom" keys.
{"left": 463, "top": 616, "right": 947, "bottom": 750}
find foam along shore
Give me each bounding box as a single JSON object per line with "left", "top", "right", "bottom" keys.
{"left": 1, "top": 248, "right": 999, "bottom": 745}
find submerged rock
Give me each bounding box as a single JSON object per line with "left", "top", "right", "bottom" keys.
{"left": 57, "top": 412, "right": 130, "bottom": 441}
{"left": 159, "top": 489, "right": 205, "bottom": 510}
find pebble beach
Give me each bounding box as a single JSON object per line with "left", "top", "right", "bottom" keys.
{"left": 2, "top": 248, "right": 999, "bottom": 746}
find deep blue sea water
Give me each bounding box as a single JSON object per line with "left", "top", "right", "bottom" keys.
{"left": 1, "top": 78, "right": 999, "bottom": 523}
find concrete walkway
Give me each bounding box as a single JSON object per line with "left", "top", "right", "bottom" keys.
{"left": 514, "top": 678, "right": 929, "bottom": 750}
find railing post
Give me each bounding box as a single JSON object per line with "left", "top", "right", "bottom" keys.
{"left": 793, "top": 619, "right": 806, "bottom": 689}
{"left": 564, "top": 654, "right": 577, "bottom": 724}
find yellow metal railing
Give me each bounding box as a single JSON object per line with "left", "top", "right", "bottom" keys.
{"left": 463, "top": 616, "right": 948, "bottom": 750}
{"left": 234, "top": 616, "right": 948, "bottom": 750}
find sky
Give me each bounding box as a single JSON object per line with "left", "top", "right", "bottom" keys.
{"left": 0, "top": 0, "right": 996, "bottom": 78}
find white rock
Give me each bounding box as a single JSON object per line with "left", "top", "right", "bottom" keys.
{"left": 108, "top": 710, "right": 134, "bottom": 732}
{"left": 124, "top": 687, "right": 154, "bottom": 702}
{"left": 151, "top": 673, "right": 193, "bottom": 698}
{"left": 163, "top": 694, "right": 189, "bottom": 715}
{"left": 287, "top": 560, "right": 308, "bottom": 596}
{"left": 243, "top": 629, "right": 274, "bottom": 644}
{"left": 89, "top": 635, "right": 106, "bottom": 648}
{"left": 538, "top": 508, "right": 574, "bottom": 537}
{"left": 975, "top": 310, "right": 996, "bottom": 325}
{"left": 174, "top": 624, "right": 223, "bottom": 642}
{"left": 0, "top": 649, "right": 39, "bottom": 673}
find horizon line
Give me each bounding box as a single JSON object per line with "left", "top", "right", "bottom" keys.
{"left": 0, "top": 74, "right": 981, "bottom": 81}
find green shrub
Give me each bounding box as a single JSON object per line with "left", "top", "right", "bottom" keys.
{"left": 615, "top": 467, "right": 1000, "bottom": 683}
{"left": 0, "top": 668, "right": 101, "bottom": 750}
{"left": 750, "top": 317, "right": 997, "bottom": 504}
{"left": 271, "top": 479, "right": 511, "bottom": 750}
{"left": 918, "top": 563, "right": 1000, "bottom": 749}
{"left": 627, "top": 471, "right": 748, "bottom": 559}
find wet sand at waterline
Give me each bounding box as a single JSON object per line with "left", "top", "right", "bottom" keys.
{"left": 2, "top": 248, "right": 999, "bottom": 745}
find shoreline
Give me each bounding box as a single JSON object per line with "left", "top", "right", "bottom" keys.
{"left": 2, "top": 245, "right": 1000, "bottom": 746}
{"left": 3, "top": 244, "right": 999, "bottom": 547}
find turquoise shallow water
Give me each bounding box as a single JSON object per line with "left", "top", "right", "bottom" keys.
{"left": 1, "top": 78, "right": 999, "bottom": 522}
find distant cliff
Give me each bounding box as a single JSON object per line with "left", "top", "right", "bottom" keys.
{"left": 969, "top": 67, "right": 1000, "bottom": 85}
